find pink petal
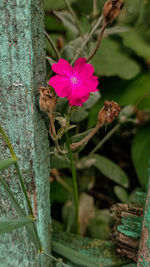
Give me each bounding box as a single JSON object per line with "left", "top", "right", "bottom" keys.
{"left": 68, "top": 85, "right": 90, "bottom": 106}
{"left": 74, "top": 58, "right": 94, "bottom": 77}
{"left": 49, "top": 75, "right": 71, "bottom": 97}
{"left": 68, "top": 93, "right": 90, "bottom": 106}
{"left": 52, "top": 59, "right": 73, "bottom": 77}
{"left": 83, "top": 76, "right": 99, "bottom": 92}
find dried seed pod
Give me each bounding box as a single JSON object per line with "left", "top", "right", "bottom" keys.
{"left": 98, "top": 100, "right": 121, "bottom": 124}
{"left": 39, "top": 86, "right": 57, "bottom": 114}
{"left": 103, "top": 0, "right": 124, "bottom": 25}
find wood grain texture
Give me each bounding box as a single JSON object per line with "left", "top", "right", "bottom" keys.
{"left": 0, "top": 0, "right": 51, "bottom": 266}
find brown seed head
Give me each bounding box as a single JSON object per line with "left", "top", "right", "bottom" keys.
{"left": 103, "top": 0, "right": 124, "bottom": 25}
{"left": 98, "top": 100, "right": 121, "bottom": 124}
{"left": 39, "top": 86, "right": 57, "bottom": 114}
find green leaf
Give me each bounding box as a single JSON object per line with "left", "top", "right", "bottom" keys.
{"left": 71, "top": 92, "right": 100, "bottom": 123}
{"left": 67, "top": 129, "right": 93, "bottom": 153}
{"left": 73, "top": 0, "right": 106, "bottom": 15}
{"left": 62, "top": 37, "right": 87, "bottom": 62}
{"left": 119, "top": 74, "right": 150, "bottom": 109}
{"left": 0, "top": 176, "right": 41, "bottom": 250}
{"left": 77, "top": 154, "right": 129, "bottom": 188}
{"left": 46, "top": 34, "right": 60, "bottom": 58}
{"left": 45, "top": 15, "right": 64, "bottom": 32}
{"left": 114, "top": 186, "right": 129, "bottom": 204}
{"left": 120, "top": 29, "right": 150, "bottom": 61}
{"left": 131, "top": 125, "right": 150, "bottom": 187}
{"left": 87, "top": 209, "right": 112, "bottom": 240}
{"left": 82, "top": 91, "right": 101, "bottom": 110}
{"left": 51, "top": 180, "right": 70, "bottom": 204}
{"left": 91, "top": 38, "right": 141, "bottom": 80}
{"left": 62, "top": 201, "right": 76, "bottom": 232}
{"left": 0, "top": 217, "right": 32, "bottom": 235}
{"left": 71, "top": 108, "right": 88, "bottom": 122}
{"left": 50, "top": 154, "right": 69, "bottom": 169}
{"left": 88, "top": 73, "right": 150, "bottom": 128}
{"left": 54, "top": 11, "right": 79, "bottom": 36}
{"left": 70, "top": 129, "right": 93, "bottom": 143}
{"left": 44, "top": 0, "right": 76, "bottom": 11}
{"left": 52, "top": 231, "right": 127, "bottom": 266}
{"left": 0, "top": 158, "right": 17, "bottom": 172}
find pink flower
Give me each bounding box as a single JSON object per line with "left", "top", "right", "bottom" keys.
{"left": 49, "top": 58, "right": 99, "bottom": 106}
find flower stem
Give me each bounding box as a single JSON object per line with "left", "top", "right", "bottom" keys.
{"left": 0, "top": 124, "right": 34, "bottom": 216}
{"left": 0, "top": 175, "right": 42, "bottom": 251}
{"left": 0, "top": 124, "right": 17, "bottom": 160}
{"left": 93, "top": 0, "right": 97, "bottom": 18}
{"left": 65, "top": 132, "right": 79, "bottom": 234}
{"left": 14, "top": 162, "right": 34, "bottom": 216}
{"left": 45, "top": 30, "right": 60, "bottom": 60}
{"left": 70, "top": 123, "right": 101, "bottom": 151}
{"left": 64, "top": 0, "right": 83, "bottom": 37}
{"left": 87, "top": 23, "right": 107, "bottom": 62}
{"left": 90, "top": 123, "right": 120, "bottom": 155}
{"left": 71, "top": 15, "right": 103, "bottom": 65}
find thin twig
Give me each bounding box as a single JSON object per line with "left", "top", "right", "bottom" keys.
{"left": 71, "top": 15, "right": 103, "bottom": 65}
{"left": 87, "top": 23, "right": 107, "bottom": 62}
{"left": 48, "top": 113, "right": 66, "bottom": 154}
{"left": 70, "top": 123, "right": 101, "bottom": 151}
{"left": 51, "top": 169, "right": 73, "bottom": 192}
{"left": 90, "top": 123, "right": 120, "bottom": 155}
{"left": 134, "top": 89, "right": 150, "bottom": 108}
{"left": 64, "top": 0, "right": 83, "bottom": 37}
{"left": 89, "top": 190, "right": 114, "bottom": 205}
{"left": 45, "top": 30, "right": 60, "bottom": 60}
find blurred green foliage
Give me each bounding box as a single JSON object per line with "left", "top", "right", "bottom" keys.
{"left": 45, "top": 0, "right": 150, "bottom": 238}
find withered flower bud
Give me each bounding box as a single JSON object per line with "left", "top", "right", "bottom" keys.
{"left": 39, "top": 86, "right": 57, "bottom": 114}
{"left": 98, "top": 100, "right": 121, "bottom": 124}
{"left": 103, "top": 0, "right": 124, "bottom": 25}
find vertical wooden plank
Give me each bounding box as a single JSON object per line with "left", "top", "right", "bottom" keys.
{"left": 0, "top": 0, "right": 51, "bottom": 266}
{"left": 137, "top": 161, "right": 150, "bottom": 266}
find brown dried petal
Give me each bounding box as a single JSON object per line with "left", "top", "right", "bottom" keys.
{"left": 103, "top": 0, "right": 124, "bottom": 25}
{"left": 39, "top": 86, "right": 57, "bottom": 114}
{"left": 98, "top": 100, "right": 121, "bottom": 124}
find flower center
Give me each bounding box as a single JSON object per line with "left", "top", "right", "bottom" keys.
{"left": 70, "top": 76, "right": 79, "bottom": 85}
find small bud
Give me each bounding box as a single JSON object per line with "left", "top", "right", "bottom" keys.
{"left": 98, "top": 100, "right": 121, "bottom": 124}
{"left": 39, "top": 86, "right": 57, "bottom": 114}
{"left": 103, "top": 0, "right": 124, "bottom": 25}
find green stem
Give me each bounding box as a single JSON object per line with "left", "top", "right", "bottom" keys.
{"left": 0, "top": 124, "right": 34, "bottom": 217}
{"left": 65, "top": 132, "right": 79, "bottom": 234}
{"left": 45, "top": 30, "right": 60, "bottom": 60}
{"left": 64, "top": 0, "right": 83, "bottom": 37}
{"left": 71, "top": 15, "right": 103, "bottom": 65}
{"left": 0, "top": 175, "right": 42, "bottom": 251}
{"left": 90, "top": 124, "right": 120, "bottom": 155}
{"left": 15, "top": 162, "right": 34, "bottom": 216}
{"left": 87, "top": 23, "right": 106, "bottom": 62}
{"left": 0, "top": 124, "right": 17, "bottom": 159}
{"left": 93, "top": 0, "right": 97, "bottom": 17}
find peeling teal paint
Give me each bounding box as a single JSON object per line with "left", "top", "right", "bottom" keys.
{"left": 137, "top": 161, "right": 150, "bottom": 266}
{"left": 117, "top": 214, "right": 142, "bottom": 239}
{"left": 139, "top": 256, "right": 149, "bottom": 267}
{"left": 0, "top": 0, "right": 51, "bottom": 266}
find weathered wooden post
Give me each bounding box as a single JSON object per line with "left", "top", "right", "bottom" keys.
{"left": 0, "top": 0, "right": 51, "bottom": 266}
{"left": 137, "top": 162, "right": 150, "bottom": 266}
